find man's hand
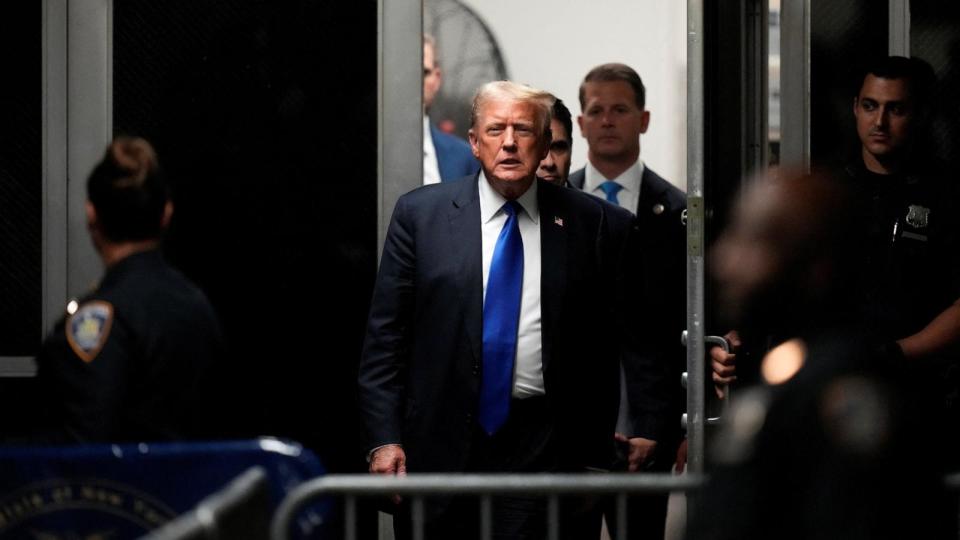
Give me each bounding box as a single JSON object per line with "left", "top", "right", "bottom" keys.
{"left": 369, "top": 444, "right": 406, "bottom": 505}
{"left": 711, "top": 330, "right": 741, "bottom": 399}
{"left": 615, "top": 433, "right": 658, "bottom": 472}
{"left": 369, "top": 444, "right": 407, "bottom": 475}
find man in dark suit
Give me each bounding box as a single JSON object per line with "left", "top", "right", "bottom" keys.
{"left": 569, "top": 62, "right": 687, "bottom": 539}
{"left": 537, "top": 97, "right": 574, "bottom": 187}
{"left": 422, "top": 34, "right": 478, "bottom": 184}
{"left": 360, "top": 80, "right": 671, "bottom": 539}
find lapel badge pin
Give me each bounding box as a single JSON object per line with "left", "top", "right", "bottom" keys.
{"left": 652, "top": 204, "right": 665, "bottom": 215}
{"left": 905, "top": 205, "right": 930, "bottom": 228}
{"left": 554, "top": 216, "right": 564, "bottom": 227}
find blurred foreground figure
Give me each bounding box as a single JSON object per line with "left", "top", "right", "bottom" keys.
{"left": 690, "top": 168, "right": 954, "bottom": 540}
{"left": 31, "top": 136, "right": 222, "bottom": 443}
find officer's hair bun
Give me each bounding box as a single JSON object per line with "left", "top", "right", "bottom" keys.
{"left": 104, "top": 136, "right": 159, "bottom": 189}
{"left": 87, "top": 136, "right": 168, "bottom": 242}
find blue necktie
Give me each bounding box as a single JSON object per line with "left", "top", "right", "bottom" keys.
{"left": 480, "top": 200, "right": 524, "bottom": 435}
{"left": 600, "top": 181, "right": 623, "bottom": 205}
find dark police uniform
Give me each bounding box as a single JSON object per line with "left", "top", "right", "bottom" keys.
{"left": 847, "top": 160, "right": 960, "bottom": 342}
{"left": 845, "top": 159, "right": 960, "bottom": 451}
{"left": 33, "top": 249, "right": 222, "bottom": 442}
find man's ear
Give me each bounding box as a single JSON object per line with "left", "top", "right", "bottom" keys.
{"left": 468, "top": 128, "right": 480, "bottom": 159}
{"left": 639, "top": 110, "right": 651, "bottom": 134}
{"left": 577, "top": 115, "right": 585, "bottom": 138}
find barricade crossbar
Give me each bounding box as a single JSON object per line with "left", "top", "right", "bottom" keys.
{"left": 270, "top": 472, "right": 703, "bottom": 540}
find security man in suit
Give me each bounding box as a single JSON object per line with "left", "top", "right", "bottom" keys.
{"left": 31, "top": 136, "right": 223, "bottom": 443}
{"left": 422, "top": 33, "right": 478, "bottom": 184}
{"left": 360, "top": 80, "right": 671, "bottom": 539}
{"left": 569, "top": 62, "right": 687, "bottom": 539}
{"left": 537, "top": 97, "right": 574, "bottom": 187}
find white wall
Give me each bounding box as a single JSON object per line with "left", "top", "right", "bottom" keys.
{"left": 460, "top": 0, "right": 688, "bottom": 190}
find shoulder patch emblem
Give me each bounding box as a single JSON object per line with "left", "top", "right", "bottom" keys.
{"left": 66, "top": 301, "right": 114, "bottom": 363}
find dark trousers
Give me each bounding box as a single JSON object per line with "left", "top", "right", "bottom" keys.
{"left": 394, "top": 397, "right": 602, "bottom": 540}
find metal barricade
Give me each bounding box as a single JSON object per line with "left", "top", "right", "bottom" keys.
{"left": 270, "top": 473, "right": 703, "bottom": 540}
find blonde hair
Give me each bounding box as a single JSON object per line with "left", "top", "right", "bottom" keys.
{"left": 470, "top": 81, "right": 553, "bottom": 137}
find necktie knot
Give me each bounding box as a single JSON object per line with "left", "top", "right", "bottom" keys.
{"left": 599, "top": 181, "right": 623, "bottom": 204}
{"left": 503, "top": 200, "right": 521, "bottom": 218}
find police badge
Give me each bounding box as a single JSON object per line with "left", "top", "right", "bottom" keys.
{"left": 66, "top": 301, "right": 114, "bottom": 362}
{"left": 905, "top": 205, "right": 930, "bottom": 228}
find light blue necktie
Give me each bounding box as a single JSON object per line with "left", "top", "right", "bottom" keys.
{"left": 480, "top": 200, "right": 524, "bottom": 435}
{"left": 600, "top": 181, "right": 623, "bottom": 205}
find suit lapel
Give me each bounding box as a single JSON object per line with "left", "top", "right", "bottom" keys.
{"left": 449, "top": 177, "right": 484, "bottom": 363}
{"left": 538, "top": 181, "right": 567, "bottom": 374}
{"left": 637, "top": 167, "right": 667, "bottom": 229}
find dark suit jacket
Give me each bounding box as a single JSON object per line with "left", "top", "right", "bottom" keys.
{"left": 359, "top": 175, "right": 670, "bottom": 473}
{"left": 430, "top": 123, "right": 478, "bottom": 182}
{"left": 569, "top": 165, "right": 687, "bottom": 454}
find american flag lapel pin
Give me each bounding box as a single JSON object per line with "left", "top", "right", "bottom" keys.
{"left": 554, "top": 216, "right": 564, "bottom": 227}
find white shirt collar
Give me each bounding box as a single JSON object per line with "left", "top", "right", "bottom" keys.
{"left": 584, "top": 159, "right": 645, "bottom": 196}
{"left": 478, "top": 170, "right": 540, "bottom": 225}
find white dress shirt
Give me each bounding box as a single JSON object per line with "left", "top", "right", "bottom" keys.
{"left": 583, "top": 159, "right": 644, "bottom": 215}
{"left": 423, "top": 116, "right": 442, "bottom": 185}
{"left": 478, "top": 172, "right": 544, "bottom": 398}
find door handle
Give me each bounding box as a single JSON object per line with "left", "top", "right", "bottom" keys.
{"left": 681, "top": 330, "right": 731, "bottom": 428}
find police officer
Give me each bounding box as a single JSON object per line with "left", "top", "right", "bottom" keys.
{"left": 846, "top": 57, "right": 960, "bottom": 361}
{"left": 32, "top": 136, "right": 223, "bottom": 442}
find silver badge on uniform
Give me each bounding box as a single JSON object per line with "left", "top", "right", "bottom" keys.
{"left": 905, "top": 205, "right": 930, "bottom": 228}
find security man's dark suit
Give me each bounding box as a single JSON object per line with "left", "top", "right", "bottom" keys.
{"left": 569, "top": 166, "right": 686, "bottom": 454}
{"left": 359, "top": 175, "right": 671, "bottom": 537}
{"left": 431, "top": 123, "right": 479, "bottom": 182}
{"left": 569, "top": 165, "right": 687, "bottom": 539}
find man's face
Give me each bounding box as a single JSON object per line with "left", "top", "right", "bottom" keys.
{"left": 537, "top": 118, "right": 572, "bottom": 186}
{"left": 578, "top": 80, "right": 649, "bottom": 161}
{"left": 853, "top": 74, "right": 917, "bottom": 169}
{"left": 423, "top": 42, "right": 442, "bottom": 111}
{"left": 469, "top": 99, "right": 549, "bottom": 198}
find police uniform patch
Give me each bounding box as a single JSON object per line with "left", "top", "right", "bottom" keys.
{"left": 66, "top": 301, "right": 114, "bottom": 363}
